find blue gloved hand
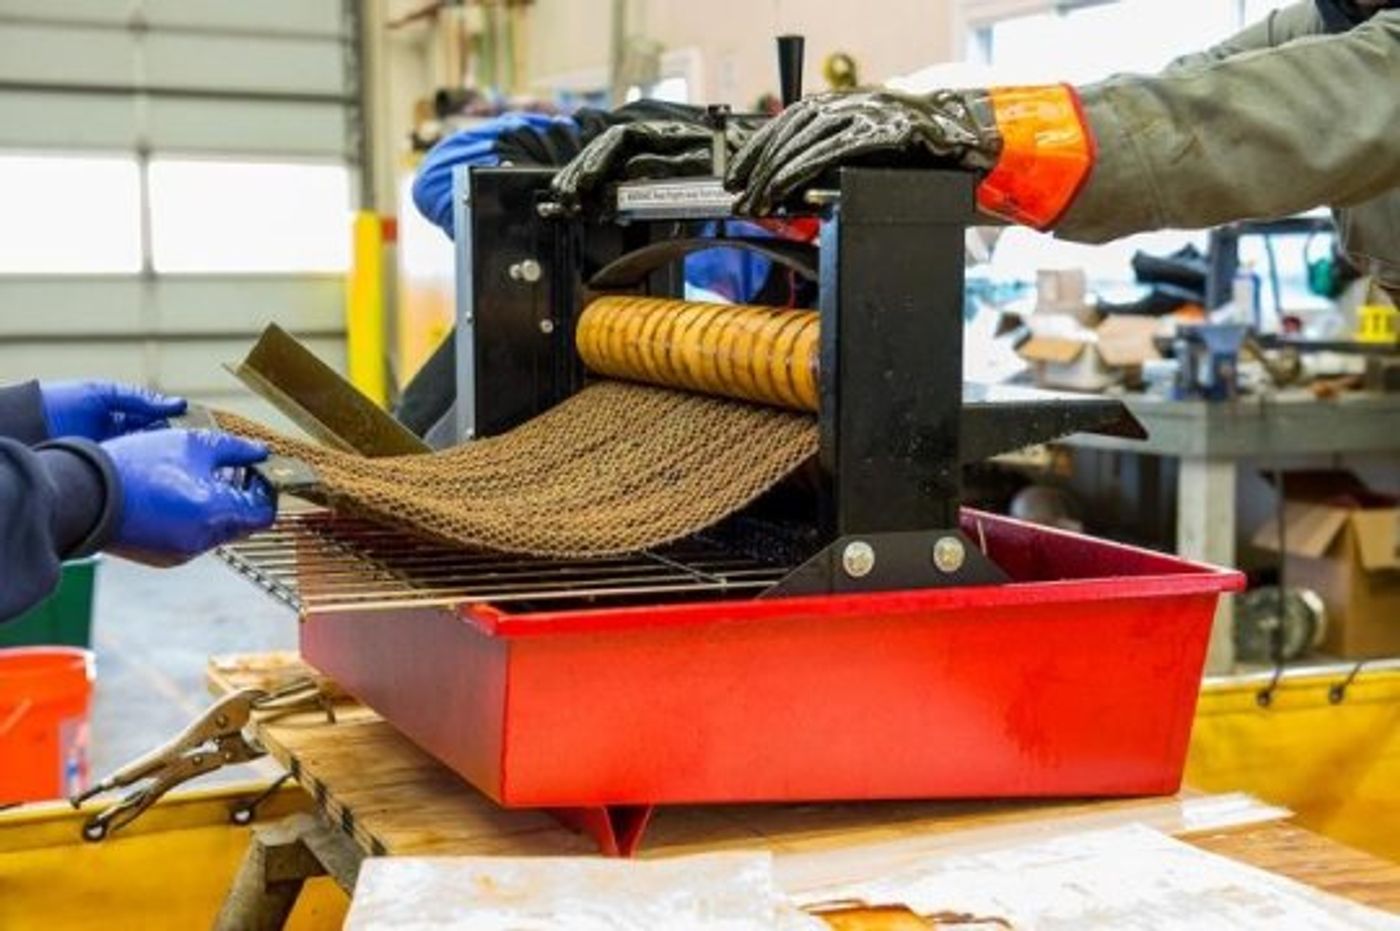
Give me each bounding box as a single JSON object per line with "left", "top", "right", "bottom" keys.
{"left": 41, "top": 380, "right": 187, "bottom": 441}
{"left": 102, "top": 429, "right": 277, "bottom": 567}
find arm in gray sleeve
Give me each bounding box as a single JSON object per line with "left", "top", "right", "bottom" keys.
{"left": 1055, "top": 9, "right": 1400, "bottom": 243}
{"left": 0, "top": 438, "right": 121, "bottom": 621}
{"left": 0, "top": 381, "right": 48, "bottom": 444}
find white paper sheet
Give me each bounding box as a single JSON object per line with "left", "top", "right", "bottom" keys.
{"left": 342, "top": 816, "right": 1398, "bottom": 929}
{"left": 344, "top": 850, "right": 824, "bottom": 931}
{"left": 795, "top": 824, "right": 1400, "bottom": 930}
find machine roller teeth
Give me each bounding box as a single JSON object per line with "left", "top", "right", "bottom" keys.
{"left": 576, "top": 296, "right": 820, "bottom": 412}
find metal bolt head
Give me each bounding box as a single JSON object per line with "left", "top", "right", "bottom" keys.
{"left": 932, "top": 536, "right": 966, "bottom": 574}
{"left": 509, "top": 258, "right": 543, "bottom": 283}
{"left": 841, "top": 540, "right": 875, "bottom": 578}
{"left": 538, "top": 319, "right": 555, "bottom": 335}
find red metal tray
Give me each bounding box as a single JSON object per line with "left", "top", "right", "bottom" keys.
{"left": 301, "top": 510, "right": 1242, "bottom": 854}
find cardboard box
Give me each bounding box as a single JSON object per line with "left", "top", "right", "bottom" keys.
{"left": 1253, "top": 471, "right": 1400, "bottom": 658}
{"left": 1017, "top": 313, "right": 1160, "bottom": 393}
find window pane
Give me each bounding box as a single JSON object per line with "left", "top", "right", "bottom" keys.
{"left": 985, "top": 0, "right": 1241, "bottom": 83}
{"left": 1243, "top": 0, "right": 1295, "bottom": 23}
{"left": 0, "top": 152, "right": 142, "bottom": 274}
{"left": 149, "top": 158, "right": 351, "bottom": 273}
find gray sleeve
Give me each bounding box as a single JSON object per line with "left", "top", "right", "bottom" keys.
{"left": 0, "top": 438, "right": 119, "bottom": 622}
{"left": 1055, "top": 9, "right": 1400, "bottom": 244}
{"left": 0, "top": 381, "right": 48, "bottom": 444}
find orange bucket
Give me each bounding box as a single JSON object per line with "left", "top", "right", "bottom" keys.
{"left": 0, "top": 647, "right": 93, "bottom": 804}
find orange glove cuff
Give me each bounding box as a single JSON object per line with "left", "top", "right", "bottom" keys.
{"left": 976, "top": 84, "right": 1096, "bottom": 230}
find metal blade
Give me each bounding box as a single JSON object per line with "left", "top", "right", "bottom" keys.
{"left": 227, "top": 323, "right": 429, "bottom": 457}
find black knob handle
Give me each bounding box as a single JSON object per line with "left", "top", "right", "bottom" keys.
{"left": 777, "top": 35, "right": 805, "bottom": 108}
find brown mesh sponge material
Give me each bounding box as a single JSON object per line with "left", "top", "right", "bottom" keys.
{"left": 576, "top": 297, "right": 820, "bottom": 412}
{"left": 215, "top": 381, "right": 818, "bottom": 557}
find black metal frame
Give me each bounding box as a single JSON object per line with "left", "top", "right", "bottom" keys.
{"left": 455, "top": 166, "right": 1144, "bottom": 595}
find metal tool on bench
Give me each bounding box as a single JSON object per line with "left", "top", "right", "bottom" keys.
{"left": 207, "top": 38, "right": 1241, "bottom": 857}
{"left": 73, "top": 680, "right": 330, "bottom": 841}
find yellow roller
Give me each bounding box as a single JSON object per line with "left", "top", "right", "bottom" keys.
{"left": 576, "top": 296, "right": 820, "bottom": 411}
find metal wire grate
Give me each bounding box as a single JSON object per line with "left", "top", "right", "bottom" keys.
{"left": 218, "top": 508, "right": 793, "bottom": 616}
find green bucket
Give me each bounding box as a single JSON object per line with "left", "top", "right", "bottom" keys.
{"left": 0, "top": 557, "right": 99, "bottom": 648}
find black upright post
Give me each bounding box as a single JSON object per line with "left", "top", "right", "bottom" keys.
{"left": 818, "top": 169, "right": 978, "bottom": 538}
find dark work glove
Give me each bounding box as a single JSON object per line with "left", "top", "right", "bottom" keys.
{"left": 725, "top": 90, "right": 999, "bottom": 216}
{"left": 40, "top": 380, "right": 187, "bottom": 441}
{"left": 549, "top": 116, "right": 766, "bottom": 213}
{"left": 725, "top": 85, "right": 1094, "bottom": 230}
{"left": 103, "top": 428, "right": 277, "bottom": 567}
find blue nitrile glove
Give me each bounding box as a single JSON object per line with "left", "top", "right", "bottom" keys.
{"left": 413, "top": 113, "right": 579, "bottom": 236}
{"left": 102, "top": 429, "right": 277, "bottom": 567}
{"left": 41, "top": 381, "right": 187, "bottom": 441}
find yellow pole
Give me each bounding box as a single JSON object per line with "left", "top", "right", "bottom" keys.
{"left": 346, "top": 211, "right": 388, "bottom": 406}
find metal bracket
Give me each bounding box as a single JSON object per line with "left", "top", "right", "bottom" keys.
{"left": 548, "top": 805, "right": 656, "bottom": 858}
{"left": 765, "top": 530, "right": 1008, "bottom": 598}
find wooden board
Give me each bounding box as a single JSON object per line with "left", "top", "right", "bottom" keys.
{"left": 208, "top": 653, "right": 1400, "bottom": 913}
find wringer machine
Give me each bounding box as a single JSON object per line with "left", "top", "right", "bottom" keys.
{"left": 220, "top": 51, "right": 1241, "bottom": 855}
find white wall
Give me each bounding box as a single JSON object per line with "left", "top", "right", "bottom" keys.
{"left": 528, "top": 0, "right": 956, "bottom": 106}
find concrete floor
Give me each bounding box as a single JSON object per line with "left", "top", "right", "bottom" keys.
{"left": 89, "top": 554, "right": 298, "bottom": 784}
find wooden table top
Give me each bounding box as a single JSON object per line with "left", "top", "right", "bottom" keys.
{"left": 208, "top": 652, "right": 1400, "bottom": 916}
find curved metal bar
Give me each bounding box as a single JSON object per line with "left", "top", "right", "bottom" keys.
{"left": 588, "top": 237, "right": 819, "bottom": 291}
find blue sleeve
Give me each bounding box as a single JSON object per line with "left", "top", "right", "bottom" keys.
{"left": 0, "top": 381, "right": 48, "bottom": 444}
{"left": 0, "top": 438, "right": 120, "bottom": 622}
{"left": 684, "top": 221, "right": 776, "bottom": 303}
{"left": 413, "top": 113, "right": 579, "bottom": 237}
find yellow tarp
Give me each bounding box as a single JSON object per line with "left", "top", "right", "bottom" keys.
{"left": 1186, "top": 665, "right": 1400, "bottom": 862}
{"left": 0, "top": 784, "right": 348, "bottom": 931}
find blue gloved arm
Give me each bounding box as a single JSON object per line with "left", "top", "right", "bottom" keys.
{"left": 411, "top": 101, "right": 725, "bottom": 237}
{"left": 412, "top": 113, "right": 581, "bottom": 237}
{"left": 2, "top": 428, "right": 276, "bottom": 620}
{"left": 0, "top": 437, "right": 120, "bottom": 621}
{"left": 411, "top": 125, "right": 774, "bottom": 300}
{"left": 102, "top": 429, "right": 277, "bottom": 568}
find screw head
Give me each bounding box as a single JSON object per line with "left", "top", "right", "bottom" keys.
{"left": 841, "top": 540, "right": 875, "bottom": 578}
{"left": 539, "top": 319, "right": 555, "bottom": 335}
{"left": 509, "top": 258, "right": 543, "bottom": 283}
{"left": 932, "top": 536, "right": 966, "bottom": 574}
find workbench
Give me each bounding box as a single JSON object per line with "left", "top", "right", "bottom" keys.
{"left": 1060, "top": 389, "right": 1400, "bottom": 672}
{"left": 206, "top": 652, "right": 1400, "bottom": 925}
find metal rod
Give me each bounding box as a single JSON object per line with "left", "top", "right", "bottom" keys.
{"left": 297, "top": 567, "right": 784, "bottom": 605}
{"left": 296, "top": 578, "right": 781, "bottom": 614}
{"left": 219, "top": 510, "right": 792, "bottom": 615}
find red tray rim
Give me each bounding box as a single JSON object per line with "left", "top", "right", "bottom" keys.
{"left": 455, "top": 510, "right": 1245, "bottom": 639}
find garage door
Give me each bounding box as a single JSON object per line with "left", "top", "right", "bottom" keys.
{"left": 0, "top": 0, "right": 361, "bottom": 418}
